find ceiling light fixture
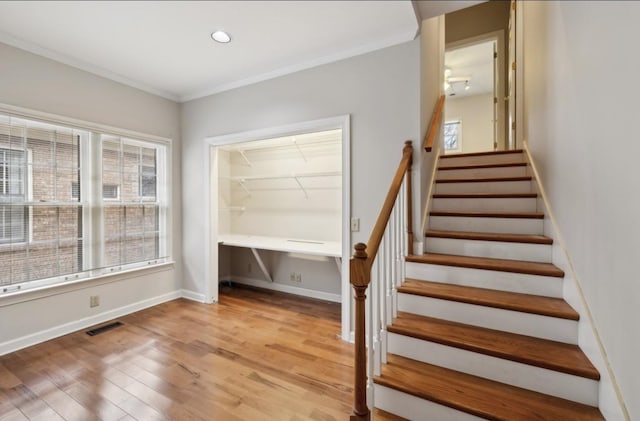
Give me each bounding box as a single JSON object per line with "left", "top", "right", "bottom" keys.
{"left": 211, "top": 30, "right": 231, "bottom": 43}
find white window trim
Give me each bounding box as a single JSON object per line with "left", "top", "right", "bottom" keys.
{"left": 0, "top": 103, "right": 172, "bottom": 297}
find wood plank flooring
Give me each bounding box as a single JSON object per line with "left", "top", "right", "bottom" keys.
{"left": 0, "top": 285, "right": 394, "bottom": 421}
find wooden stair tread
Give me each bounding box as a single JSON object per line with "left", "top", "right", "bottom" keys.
{"left": 398, "top": 279, "right": 579, "bottom": 320}
{"left": 433, "top": 192, "right": 537, "bottom": 198}
{"left": 435, "top": 176, "right": 532, "bottom": 184}
{"left": 375, "top": 354, "right": 604, "bottom": 421}
{"left": 438, "top": 162, "right": 527, "bottom": 171}
{"left": 440, "top": 149, "right": 524, "bottom": 159}
{"left": 406, "top": 253, "right": 565, "bottom": 277}
{"left": 425, "top": 229, "right": 553, "bottom": 244}
{"left": 430, "top": 210, "right": 544, "bottom": 219}
{"left": 389, "top": 313, "right": 599, "bottom": 379}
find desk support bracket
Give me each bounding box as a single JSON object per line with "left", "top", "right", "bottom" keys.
{"left": 251, "top": 248, "right": 273, "bottom": 282}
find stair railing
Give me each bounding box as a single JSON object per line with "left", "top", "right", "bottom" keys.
{"left": 350, "top": 140, "right": 413, "bottom": 420}
{"left": 423, "top": 94, "right": 445, "bottom": 152}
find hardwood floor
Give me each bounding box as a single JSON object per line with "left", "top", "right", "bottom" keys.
{"left": 0, "top": 285, "right": 401, "bottom": 421}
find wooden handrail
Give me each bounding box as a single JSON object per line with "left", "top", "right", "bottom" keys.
{"left": 423, "top": 95, "right": 445, "bottom": 152}
{"left": 365, "top": 140, "right": 414, "bottom": 264}
{"left": 349, "top": 140, "right": 413, "bottom": 420}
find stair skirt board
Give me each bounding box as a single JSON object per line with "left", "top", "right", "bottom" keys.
{"left": 425, "top": 237, "right": 551, "bottom": 263}
{"left": 436, "top": 165, "right": 527, "bottom": 180}
{"left": 405, "top": 262, "right": 563, "bottom": 298}
{"left": 374, "top": 384, "right": 485, "bottom": 421}
{"left": 387, "top": 333, "right": 599, "bottom": 406}
{"left": 397, "top": 293, "right": 578, "bottom": 344}
{"left": 434, "top": 180, "right": 532, "bottom": 195}
{"left": 428, "top": 215, "right": 544, "bottom": 235}
{"left": 432, "top": 197, "right": 538, "bottom": 213}
{"left": 439, "top": 154, "right": 525, "bottom": 168}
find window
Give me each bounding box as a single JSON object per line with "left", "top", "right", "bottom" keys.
{"left": 0, "top": 113, "right": 168, "bottom": 294}
{"left": 103, "top": 184, "right": 119, "bottom": 200}
{"left": 0, "top": 148, "right": 27, "bottom": 243}
{"left": 71, "top": 182, "right": 119, "bottom": 200}
{"left": 444, "top": 120, "right": 462, "bottom": 152}
{"left": 102, "top": 136, "right": 162, "bottom": 268}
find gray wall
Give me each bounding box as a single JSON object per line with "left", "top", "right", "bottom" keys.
{"left": 0, "top": 42, "right": 182, "bottom": 351}
{"left": 522, "top": 2, "right": 638, "bottom": 418}
{"left": 181, "top": 40, "right": 420, "bottom": 296}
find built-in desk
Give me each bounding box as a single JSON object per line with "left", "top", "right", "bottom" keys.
{"left": 218, "top": 234, "right": 342, "bottom": 282}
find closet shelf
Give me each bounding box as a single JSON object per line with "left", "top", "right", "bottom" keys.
{"left": 227, "top": 170, "right": 340, "bottom": 181}
{"left": 228, "top": 171, "right": 341, "bottom": 198}
{"left": 219, "top": 206, "right": 246, "bottom": 212}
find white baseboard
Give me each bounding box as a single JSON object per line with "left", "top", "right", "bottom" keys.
{"left": 231, "top": 276, "right": 341, "bottom": 303}
{"left": 0, "top": 290, "right": 181, "bottom": 356}
{"left": 181, "top": 289, "right": 206, "bottom": 303}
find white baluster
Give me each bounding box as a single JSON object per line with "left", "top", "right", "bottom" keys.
{"left": 366, "top": 252, "right": 374, "bottom": 406}
{"left": 373, "top": 254, "right": 381, "bottom": 377}
{"left": 379, "top": 255, "right": 388, "bottom": 364}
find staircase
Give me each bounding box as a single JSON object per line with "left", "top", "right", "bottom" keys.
{"left": 373, "top": 150, "right": 605, "bottom": 420}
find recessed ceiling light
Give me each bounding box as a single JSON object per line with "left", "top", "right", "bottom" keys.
{"left": 211, "top": 30, "right": 231, "bottom": 44}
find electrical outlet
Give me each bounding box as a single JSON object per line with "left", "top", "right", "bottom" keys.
{"left": 90, "top": 295, "right": 100, "bottom": 308}
{"left": 351, "top": 217, "right": 360, "bottom": 232}
{"left": 290, "top": 272, "right": 296, "bottom": 281}
{"left": 295, "top": 273, "right": 302, "bottom": 282}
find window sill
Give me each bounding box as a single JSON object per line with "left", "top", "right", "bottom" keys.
{"left": 0, "top": 260, "right": 175, "bottom": 307}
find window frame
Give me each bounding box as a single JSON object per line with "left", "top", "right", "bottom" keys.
{"left": 0, "top": 105, "right": 171, "bottom": 296}
{"left": 0, "top": 146, "right": 34, "bottom": 245}
{"left": 444, "top": 119, "right": 463, "bottom": 153}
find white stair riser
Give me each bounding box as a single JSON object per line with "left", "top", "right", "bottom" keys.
{"left": 428, "top": 215, "right": 544, "bottom": 235}
{"left": 398, "top": 293, "right": 578, "bottom": 344}
{"left": 437, "top": 166, "right": 527, "bottom": 180}
{"left": 375, "top": 384, "right": 484, "bottom": 421}
{"left": 435, "top": 180, "right": 531, "bottom": 194}
{"left": 439, "top": 153, "right": 525, "bottom": 167}
{"left": 388, "top": 333, "right": 599, "bottom": 406}
{"left": 405, "top": 261, "right": 563, "bottom": 297}
{"left": 432, "top": 197, "right": 537, "bottom": 212}
{"left": 425, "top": 237, "right": 552, "bottom": 262}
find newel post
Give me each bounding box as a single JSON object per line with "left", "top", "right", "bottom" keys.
{"left": 350, "top": 242, "right": 371, "bottom": 421}
{"left": 404, "top": 140, "right": 414, "bottom": 256}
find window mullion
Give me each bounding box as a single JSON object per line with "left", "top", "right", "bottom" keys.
{"left": 89, "top": 132, "right": 103, "bottom": 270}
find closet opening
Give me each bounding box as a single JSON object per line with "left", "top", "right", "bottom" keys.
{"left": 203, "top": 115, "right": 351, "bottom": 341}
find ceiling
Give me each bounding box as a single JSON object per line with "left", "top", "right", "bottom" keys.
{"left": 445, "top": 40, "right": 495, "bottom": 99}
{"left": 0, "top": 1, "right": 482, "bottom": 103}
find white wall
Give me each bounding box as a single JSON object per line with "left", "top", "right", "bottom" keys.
{"left": 181, "top": 40, "right": 420, "bottom": 298}
{"left": 445, "top": 93, "right": 494, "bottom": 153}
{"left": 0, "top": 42, "right": 182, "bottom": 352}
{"left": 522, "top": 2, "right": 638, "bottom": 418}
{"left": 419, "top": 16, "right": 445, "bottom": 244}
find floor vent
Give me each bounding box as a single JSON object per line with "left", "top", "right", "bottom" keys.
{"left": 86, "top": 321, "right": 123, "bottom": 336}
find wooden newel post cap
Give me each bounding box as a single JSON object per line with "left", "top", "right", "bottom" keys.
{"left": 353, "top": 243, "right": 367, "bottom": 259}
{"left": 403, "top": 140, "right": 413, "bottom": 157}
